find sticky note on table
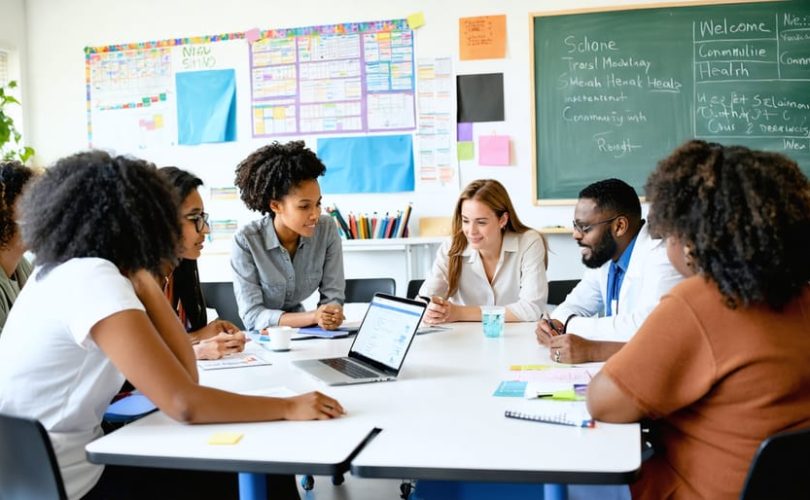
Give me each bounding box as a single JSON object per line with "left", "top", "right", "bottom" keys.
{"left": 479, "top": 135, "right": 510, "bottom": 166}
{"left": 493, "top": 380, "right": 528, "bottom": 397}
{"left": 407, "top": 12, "right": 425, "bottom": 29}
{"left": 457, "top": 141, "right": 474, "bottom": 161}
{"left": 208, "top": 432, "right": 244, "bottom": 445}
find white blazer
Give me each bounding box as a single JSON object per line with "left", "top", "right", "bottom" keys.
{"left": 551, "top": 224, "right": 683, "bottom": 342}
{"left": 419, "top": 230, "right": 548, "bottom": 321}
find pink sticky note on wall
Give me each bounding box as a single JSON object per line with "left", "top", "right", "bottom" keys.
{"left": 245, "top": 28, "right": 261, "bottom": 43}
{"left": 479, "top": 135, "right": 510, "bottom": 166}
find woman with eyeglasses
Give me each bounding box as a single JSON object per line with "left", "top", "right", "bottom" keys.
{"left": 418, "top": 179, "right": 549, "bottom": 324}
{"left": 231, "top": 141, "right": 345, "bottom": 331}
{"left": 158, "top": 167, "right": 246, "bottom": 360}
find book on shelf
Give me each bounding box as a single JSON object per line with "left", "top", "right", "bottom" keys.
{"left": 327, "top": 203, "right": 413, "bottom": 240}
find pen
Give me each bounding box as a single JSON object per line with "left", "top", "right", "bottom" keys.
{"left": 542, "top": 312, "right": 564, "bottom": 336}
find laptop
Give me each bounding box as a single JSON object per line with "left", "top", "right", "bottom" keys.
{"left": 292, "top": 293, "right": 427, "bottom": 386}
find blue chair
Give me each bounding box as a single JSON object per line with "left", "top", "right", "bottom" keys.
{"left": 0, "top": 413, "right": 67, "bottom": 500}
{"left": 740, "top": 426, "right": 810, "bottom": 499}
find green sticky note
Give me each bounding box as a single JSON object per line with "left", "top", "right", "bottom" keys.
{"left": 458, "top": 141, "right": 474, "bottom": 161}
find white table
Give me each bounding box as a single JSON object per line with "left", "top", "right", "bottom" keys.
{"left": 86, "top": 322, "right": 639, "bottom": 499}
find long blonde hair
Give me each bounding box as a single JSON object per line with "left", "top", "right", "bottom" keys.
{"left": 446, "top": 179, "right": 547, "bottom": 297}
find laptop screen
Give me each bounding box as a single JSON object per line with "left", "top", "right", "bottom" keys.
{"left": 349, "top": 294, "right": 426, "bottom": 371}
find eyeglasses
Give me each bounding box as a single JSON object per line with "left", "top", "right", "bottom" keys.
{"left": 184, "top": 211, "right": 210, "bottom": 233}
{"left": 572, "top": 215, "right": 622, "bottom": 234}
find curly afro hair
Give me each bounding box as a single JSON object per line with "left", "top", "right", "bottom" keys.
{"left": 20, "top": 151, "right": 181, "bottom": 277}
{"left": 0, "top": 160, "right": 35, "bottom": 248}
{"left": 646, "top": 140, "right": 810, "bottom": 310}
{"left": 234, "top": 141, "right": 325, "bottom": 215}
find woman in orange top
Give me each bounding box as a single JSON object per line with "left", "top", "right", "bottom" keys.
{"left": 587, "top": 141, "right": 810, "bottom": 498}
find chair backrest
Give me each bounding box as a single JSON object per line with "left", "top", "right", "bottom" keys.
{"left": 740, "top": 426, "right": 810, "bottom": 500}
{"left": 200, "top": 282, "right": 246, "bottom": 331}
{"left": 345, "top": 278, "right": 396, "bottom": 303}
{"left": 406, "top": 279, "right": 425, "bottom": 299}
{"left": 0, "top": 413, "right": 68, "bottom": 500}
{"left": 547, "top": 279, "right": 580, "bottom": 306}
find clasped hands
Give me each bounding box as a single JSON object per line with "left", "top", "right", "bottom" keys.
{"left": 315, "top": 303, "right": 345, "bottom": 330}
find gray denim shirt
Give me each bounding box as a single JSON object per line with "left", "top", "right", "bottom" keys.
{"left": 231, "top": 214, "right": 345, "bottom": 329}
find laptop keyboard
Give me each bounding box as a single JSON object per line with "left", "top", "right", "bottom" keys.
{"left": 320, "top": 358, "right": 379, "bottom": 379}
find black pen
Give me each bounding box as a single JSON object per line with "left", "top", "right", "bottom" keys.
{"left": 542, "top": 312, "right": 564, "bottom": 336}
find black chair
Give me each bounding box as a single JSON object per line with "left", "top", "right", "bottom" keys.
{"left": 547, "top": 279, "right": 580, "bottom": 306}
{"left": 200, "top": 282, "right": 245, "bottom": 331}
{"left": 740, "top": 427, "right": 810, "bottom": 499}
{"left": 0, "top": 413, "right": 68, "bottom": 500}
{"left": 406, "top": 279, "right": 425, "bottom": 299}
{"left": 344, "top": 278, "right": 396, "bottom": 302}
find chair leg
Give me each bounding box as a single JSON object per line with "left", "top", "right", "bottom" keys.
{"left": 331, "top": 473, "right": 345, "bottom": 486}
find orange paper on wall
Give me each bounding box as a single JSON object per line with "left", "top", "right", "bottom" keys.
{"left": 459, "top": 15, "right": 506, "bottom": 60}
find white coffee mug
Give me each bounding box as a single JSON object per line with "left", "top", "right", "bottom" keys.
{"left": 267, "top": 326, "right": 295, "bottom": 351}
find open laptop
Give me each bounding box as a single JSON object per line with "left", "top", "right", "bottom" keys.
{"left": 292, "top": 293, "right": 427, "bottom": 386}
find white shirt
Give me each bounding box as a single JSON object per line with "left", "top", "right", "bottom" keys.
{"left": 419, "top": 230, "right": 548, "bottom": 321}
{"left": 0, "top": 258, "right": 144, "bottom": 499}
{"left": 551, "top": 224, "right": 683, "bottom": 341}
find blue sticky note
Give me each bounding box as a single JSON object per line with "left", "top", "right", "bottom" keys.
{"left": 176, "top": 69, "right": 236, "bottom": 145}
{"left": 317, "top": 135, "right": 414, "bottom": 194}
{"left": 493, "top": 381, "right": 528, "bottom": 397}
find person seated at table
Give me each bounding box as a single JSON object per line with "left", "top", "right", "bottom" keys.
{"left": 0, "top": 160, "right": 35, "bottom": 335}
{"left": 231, "top": 141, "right": 345, "bottom": 331}
{"left": 588, "top": 141, "right": 810, "bottom": 499}
{"left": 535, "top": 178, "right": 681, "bottom": 363}
{"left": 419, "top": 179, "right": 548, "bottom": 324}
{"left": 158, "top": 167, "right": 246, "bottom": 360}
{"left": 0, "top": 151, "right": 343, "bottom": 500}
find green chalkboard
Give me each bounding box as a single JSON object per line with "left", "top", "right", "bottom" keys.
{"left": 532, "top": 1, "right": 810, "bottom": 203}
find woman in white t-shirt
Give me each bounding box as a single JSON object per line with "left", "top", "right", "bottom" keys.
{"left": 0, "top": 151, "right": 343, "bottom": 500}
{"left": 419, "top": 179, "right": 549, "bottom": 324}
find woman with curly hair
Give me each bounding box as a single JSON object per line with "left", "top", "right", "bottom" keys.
{"left": 0, "top": 151, "right": 342, "bottom": 500}
{"left": 158, "top": 167, "right": 246, "bottom": 360}
{"left": 232, "top": 141, "right": 344, "bottom": 330}
{"left": 0, "top": 160, "right": 35, "bottom": 334}
{"left": 418, "top": 179, "right": 548, "bottom": 324}
{"left": 587, "top": 141, "right": 810, "bottom": 499}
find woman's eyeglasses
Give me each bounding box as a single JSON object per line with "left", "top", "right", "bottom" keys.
{"left": 184, "top": 212, "right": 210, "bottom": 233}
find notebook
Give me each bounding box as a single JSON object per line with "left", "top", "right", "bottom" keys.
{"left": 292, "top": 294, "right": 427, "bottom": 386}
{"left": 504, "top": 401, "right": 595, "bottom": 428}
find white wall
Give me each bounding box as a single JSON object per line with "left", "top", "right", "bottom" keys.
{"left": 22, "top": 0, "right": 699, "bottom": 281}
{"left": 0, "top": 0, "right": 28, "bottom": 135}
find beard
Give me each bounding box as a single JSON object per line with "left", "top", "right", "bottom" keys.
{"left": 580, "top": 230, "right": 617, "bottom": 269}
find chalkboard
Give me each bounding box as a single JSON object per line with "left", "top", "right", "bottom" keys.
{"left": 532, "top": 1, "right": 810, "bottom": 203}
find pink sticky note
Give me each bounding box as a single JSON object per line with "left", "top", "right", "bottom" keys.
{"left": 245, "top": 28, "right": 261, "bottom": 43}
{"left": 479, "top": 135, "right": 510, "bottom": 166}
{"left": 457, "top": 122, "right": 473, "bottom": 141}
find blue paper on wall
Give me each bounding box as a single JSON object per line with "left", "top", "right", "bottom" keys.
{"left": 317, "top": 135, "right": 414, "bottom": 194}
{"left": 176, "top": 69, "right": 236, "bottom": 145}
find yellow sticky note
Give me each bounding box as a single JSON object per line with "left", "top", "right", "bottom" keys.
{"left": 272, "top": 107, "right": 286, "bottom": 119}
{"left": 208, "top": 432, "right": 243, "bottom": 445}
{"left": 153, "top": 114, "right": 164, "bottom": 128}
{"left": 407, "top": 12, "right": 425, "bottom": 30}
{"left": 509, "top": 364, "right": 552, "bottom": 371}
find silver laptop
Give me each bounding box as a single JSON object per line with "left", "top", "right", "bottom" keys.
{"left": 293, "top": 293, "right": 427, "bottom": 386}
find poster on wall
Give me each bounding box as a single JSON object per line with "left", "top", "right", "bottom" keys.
{"left": 85, "top": 33, "right": 246, "bottom": 153}
{"left": 249, "top": 19, "right": 416, "bottom": 137}
{"left": 415, "top": 57, "right": 458, "bottom": 191}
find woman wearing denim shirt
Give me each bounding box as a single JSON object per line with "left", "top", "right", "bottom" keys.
{"left": 231, "top": 141, "right": 345, "bottom": 331}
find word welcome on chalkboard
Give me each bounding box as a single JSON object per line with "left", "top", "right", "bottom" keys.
{"left": 531, "top": 0, "right": 810, "bottom": 203}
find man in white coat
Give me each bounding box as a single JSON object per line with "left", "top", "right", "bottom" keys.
{"left": 536, "top": 178, "right": 682, "bottom": 364}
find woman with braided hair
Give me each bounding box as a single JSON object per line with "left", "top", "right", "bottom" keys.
{"left": 587, "top": 140, "right": 810, "bottom": 499}
{"left": 231, "top": 141, "right": 345, "bottom": 331}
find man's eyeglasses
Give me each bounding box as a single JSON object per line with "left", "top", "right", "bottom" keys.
{"left": 572, "top": 215, "right": 622, "bottom": 234}
{"left": 184, "top": 212, "right": 210, "bottom": 233}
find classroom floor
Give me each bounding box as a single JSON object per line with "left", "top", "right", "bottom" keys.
{"left": 297, "top": 475, "right": 409, "bottom": 499}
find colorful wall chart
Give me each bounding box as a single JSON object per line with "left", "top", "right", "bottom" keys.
{"left": 85, "top": 33, "right": 245, "bottom": 152}
{"left": 250, "top": 20, "right": 416, "bottom": 137}
{"left": 415, "top": 57, "right": 458, "bottom": 190}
